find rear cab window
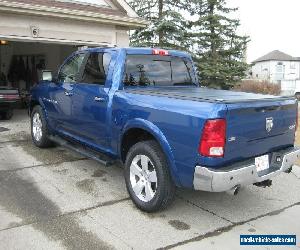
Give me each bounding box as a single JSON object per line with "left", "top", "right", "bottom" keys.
{"left": 123, "top": 54, "right": 197, "bottom": 87}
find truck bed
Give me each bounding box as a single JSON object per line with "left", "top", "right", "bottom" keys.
{"left": 124, "top": 86, "right": 297, "bottom": 169}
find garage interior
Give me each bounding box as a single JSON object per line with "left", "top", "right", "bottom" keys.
{"left": 0, "top": 40, "right": 77, "bottom": 92}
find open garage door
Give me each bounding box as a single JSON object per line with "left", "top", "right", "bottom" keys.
{"left": 0, "top": 40, "right": 77, "bottom": 92}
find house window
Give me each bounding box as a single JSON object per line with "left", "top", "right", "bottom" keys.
{"left": 291, "top": 62, "right": 296, "bottom": 69}
{"left": 276, "top": 62, "right": 284, "bottom": 73}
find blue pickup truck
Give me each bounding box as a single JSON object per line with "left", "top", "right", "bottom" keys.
{"left": 29, "top": 47, "right": 300, "bottom": 212}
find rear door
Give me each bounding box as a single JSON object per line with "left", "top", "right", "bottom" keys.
{"left": 71, "top": 51, "right": 113, "bottom": 148}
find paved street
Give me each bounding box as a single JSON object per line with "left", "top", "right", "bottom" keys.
{"left": 0, "top": 109, "right": 300, "bottom": 250}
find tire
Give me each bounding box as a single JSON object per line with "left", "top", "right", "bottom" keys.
{"left": 124, "top": 140, "right": 176, "bottom": 212}
{"left": 31, "top": 105, "right": 54, "bottom": 148}
{"left": 295, "top": 93, "right": 300, "bottom": 100}
{"left": 3, "top": 109, "right": 13, "bottom": 120}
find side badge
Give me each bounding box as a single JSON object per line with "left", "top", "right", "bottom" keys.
{"left": 266, "top": 117, "right": 273, "bottom": 133}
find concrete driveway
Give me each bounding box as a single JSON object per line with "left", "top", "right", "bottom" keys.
{"left": 0, "top": 109, "right": 300, "bottom": 250}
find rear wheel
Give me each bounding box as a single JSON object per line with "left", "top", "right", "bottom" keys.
{"left": 124, "top": 140, "right": 175, "bottom": 212}
{"left": 31, "top": 106, "right": 54, "bottom": 148}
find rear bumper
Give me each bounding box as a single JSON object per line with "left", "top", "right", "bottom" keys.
{"left": 193, "top": 147, "right": 300, "bottom": 192}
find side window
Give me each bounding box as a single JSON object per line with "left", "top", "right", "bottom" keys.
{"left": 58, "top": 53, "right": 85, "bottom": 83}
{"left": 82, "top": 52, "right": 111, "bottom": 85}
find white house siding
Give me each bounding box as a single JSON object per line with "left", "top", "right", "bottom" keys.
{"left": 0, "top": 12, "right": 119, "bottom": 47}
{"left": 115, "top": 26, "right": 130, "bottom": 47}
{"left": 281, "top": 80, "right": 300, "bottom": 95}
{"left": 251, "top": 60, "right": 300, "bottom": 83}
{"left": 251, "top": 61, "right": 271, "bottom": 80}
{"left": 0, "top": 0, "right": 148, "bottom": 47}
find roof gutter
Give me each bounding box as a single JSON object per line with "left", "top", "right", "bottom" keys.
{"left": 0, "top": 34, "right": 113, "bottom": 46}
{"left": 0, "top": 0, "right": 149, "bottom": 29}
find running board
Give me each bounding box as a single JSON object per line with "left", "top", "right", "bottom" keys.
{"left": 49, "top": 135, "right": 116, "bottom": 167}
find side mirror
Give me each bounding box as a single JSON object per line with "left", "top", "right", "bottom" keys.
{"left": 42, "top": 70, "right": 53, "bottom": 81}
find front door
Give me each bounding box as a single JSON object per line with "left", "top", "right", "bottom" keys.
{"left": 71, "top": 51, "right": 113, "bottom": 149}
{"left": 45, "top": 53, "right": 86, "bottom": 134}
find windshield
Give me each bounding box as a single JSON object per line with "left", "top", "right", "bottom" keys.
{"left": 123, "top": 55, "right": 197, "bottom": 87}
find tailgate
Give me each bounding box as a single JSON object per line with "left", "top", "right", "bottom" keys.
{"left": 225, "top": 98, "right": 297, "bottom": 162}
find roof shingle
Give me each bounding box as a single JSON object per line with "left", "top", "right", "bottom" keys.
{"left": 7, "top": 0, "right": 127, "bottom": 17}
{"left": 253, "top": 50, "right": 299, "bottom": 63}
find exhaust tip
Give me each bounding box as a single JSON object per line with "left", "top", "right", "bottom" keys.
{"left": 226, "top": 185, "right": 240, "bottom": 196}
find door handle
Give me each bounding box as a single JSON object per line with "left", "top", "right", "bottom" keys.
{"left": 64, "top": 91, "right": 73, "bottom": 97}
{"left": 94, "top": 97, "right": 105, "bottom": 102}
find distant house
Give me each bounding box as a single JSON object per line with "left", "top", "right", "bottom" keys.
{"left": 250, "top": 50, "right": 300, "bottom": 84}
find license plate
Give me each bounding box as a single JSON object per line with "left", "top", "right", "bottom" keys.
{"left": 255, "top": 155, "right": 269, "bottom": 172}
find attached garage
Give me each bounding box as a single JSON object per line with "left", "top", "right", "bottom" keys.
{"left": 0, "top": 0, "right": 146, "bottom": 91}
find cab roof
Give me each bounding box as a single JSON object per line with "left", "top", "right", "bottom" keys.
{"left": 80, "top": 47, "right": 192, "bottom": 59}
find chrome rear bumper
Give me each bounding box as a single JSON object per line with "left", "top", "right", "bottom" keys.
{"left": 193, "top": 147, "right": 300, "bottom": 192}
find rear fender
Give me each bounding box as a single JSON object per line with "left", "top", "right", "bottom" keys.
{"left": 121, "top": 118, "right": 182, "bottom": 187}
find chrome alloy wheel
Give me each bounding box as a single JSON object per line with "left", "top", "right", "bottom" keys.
{"left": 130, "top": 155, "right": 158, "bottom": 202}
{"left": 32, "top": 113, "right": 43, "bottom": 141}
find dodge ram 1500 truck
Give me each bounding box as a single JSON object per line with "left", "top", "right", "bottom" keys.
{"left": 29, "top": 47, "right": 300, "bottom": 212}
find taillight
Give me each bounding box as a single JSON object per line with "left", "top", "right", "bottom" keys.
{"left": 199, "top": 119, "right": 226, "bottom": 157}
{"left": 152, "top": 49, "right": 169, "bottom": 56}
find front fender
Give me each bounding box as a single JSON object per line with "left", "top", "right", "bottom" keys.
{"left": 121, "top": 118, "right": 182, "bottom": 187}
{"left": 29, "top": 94, "right": 54, "bottom": 133}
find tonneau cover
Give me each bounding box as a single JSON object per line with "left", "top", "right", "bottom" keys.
{"left": 124, "top": 87, "right": 294, "bottom": 104}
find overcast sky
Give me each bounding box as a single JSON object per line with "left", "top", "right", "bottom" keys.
{"left": 227, "top": 0, "right": 300, "bottom": 62}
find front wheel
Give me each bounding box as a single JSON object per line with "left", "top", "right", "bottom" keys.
{"left": 31, "top": 106, "right": 54, "bottom": 148}
{"left": 124, "top": 140, "right": 176, "bottom": 212}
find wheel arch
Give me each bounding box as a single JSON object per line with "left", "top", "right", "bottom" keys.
{"left": 29, "top": 99, "right": 40, "bottom": 116}
{"left": 29, "top": 97, "right": 48, "bottom": 116}
{"left": 120, "top": 118, "right": 181, "bottom": 187}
